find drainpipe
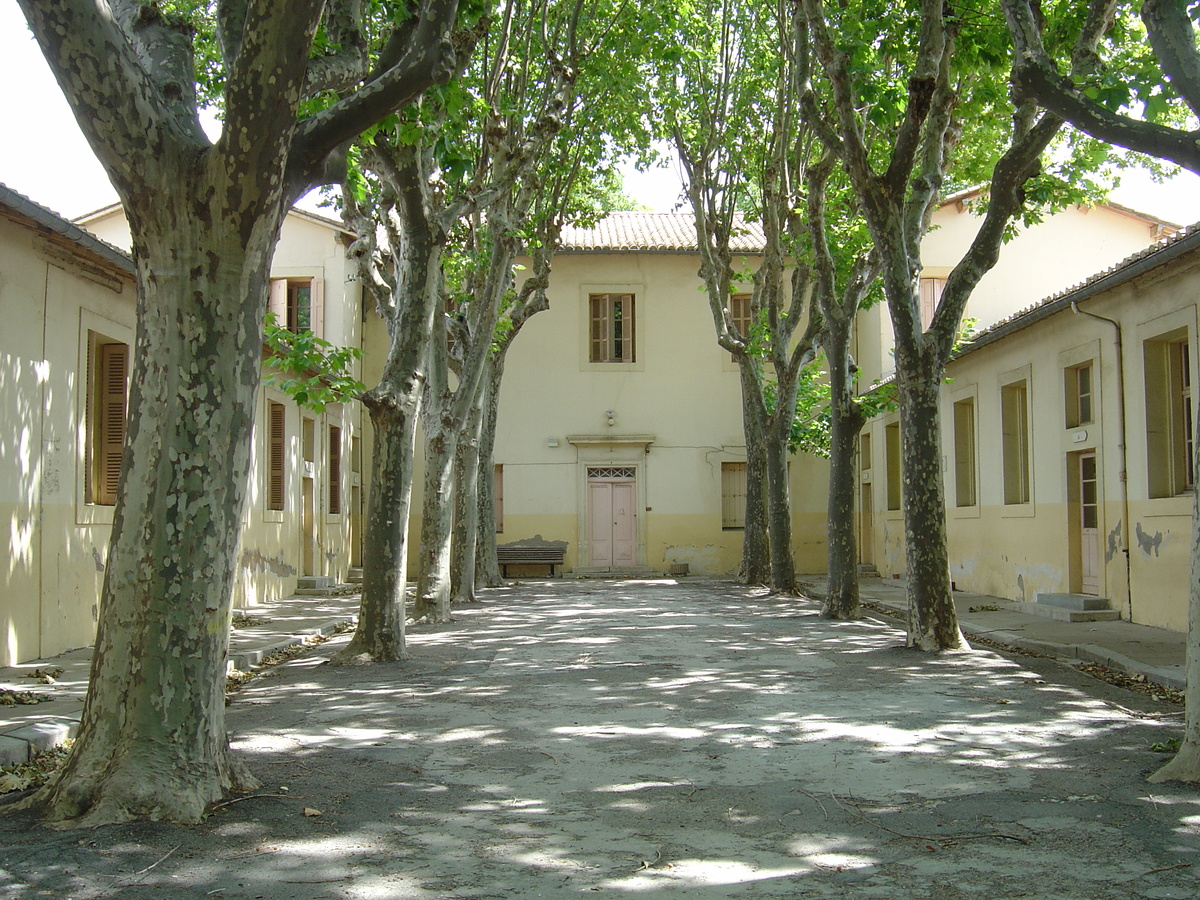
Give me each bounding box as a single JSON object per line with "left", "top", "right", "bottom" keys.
{"left": 1071, "top": 301, "right": 1133, "bottom": 620}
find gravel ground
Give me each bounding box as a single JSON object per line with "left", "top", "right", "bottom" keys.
{"left": 1, "top": 578, "right": 1198, "bottom": 899}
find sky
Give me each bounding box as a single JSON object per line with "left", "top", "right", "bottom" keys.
{"left": 2, "top": 5, "right": 1199, "bottom": 225}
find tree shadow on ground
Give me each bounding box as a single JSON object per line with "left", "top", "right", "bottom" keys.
{"left": 1, "top": 579, "right": 1198, "bottom": 899}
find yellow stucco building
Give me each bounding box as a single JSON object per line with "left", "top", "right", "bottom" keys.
{"left": 0, "top": 188, "right": 365, "bottom": 667}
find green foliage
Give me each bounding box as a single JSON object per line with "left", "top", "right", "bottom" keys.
{"left": 784, "top": 358, "right": 897, "bottom": 458}
{"left": 262, "top": 315, "right": 365, "bottom": 412}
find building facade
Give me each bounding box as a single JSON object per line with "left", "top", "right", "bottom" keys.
{"left": 861, "top": 226, "right": 1200, "bottom": 634}
{"left": 0, "top": 189, "right": 364, "bottom": 666}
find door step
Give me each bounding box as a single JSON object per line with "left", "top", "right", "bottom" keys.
{"left": 571, "top": 566, "right": 659, "bottom": 579}
{"left": 1021, "top": 592, "right": 1120, "bottom": 622}
{"left": 857, "top": 564, "right": 879, "bottom": 577}
{"left": 347, "top": 568, "right": 363, "bottom": 584}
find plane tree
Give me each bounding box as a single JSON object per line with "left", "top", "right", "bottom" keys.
{"left": 800, "top": 0, "right": 1066, "bottom": 649}
{"left": 12, "top": 0, "right": 467, "bottom": 827}
{"left": 657, "top": 0, "right": 824, "bottom": 593}
{"left": 1001, "top": 0, "right": 1200, "bottom": 786}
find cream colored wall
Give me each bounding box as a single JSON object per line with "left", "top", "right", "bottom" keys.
{"left": 486, "top": 251, "right": 831, "bottom": 576}
{"left": 1, "top": 204, "right": 362, "bottom": 665}
{"left": 0, "top": 214, "right": 135, "bottom": 667}
{"left": 859, "top": 203, "right": 1168, "bottom": 385}
{"left": 862, "top": 246, "right": 1200, "bottom": 635}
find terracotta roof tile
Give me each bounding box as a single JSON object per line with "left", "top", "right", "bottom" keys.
{"left": 559, "top": 212, "right": 765, "bottom": 253}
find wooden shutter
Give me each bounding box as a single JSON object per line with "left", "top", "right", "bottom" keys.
{"left": 95, "top": 343, "right": 128, "bottom": 506}
{"left": 721, "top": 462, "right": 747, "bottom": 529}
{"left": 919, "top": 277, "right": 945, "bottom": 330}
{"left": 268, "top": 402, "right": 286, "bottom": 511}
{"left": 729, "top": 294, "right": 752, "bottom": 340}
{"left": 328, "top": 425, "right": 341, "bottom": 514}
{"left": 310, "top": 276, "right": 324, "bottom": 339}
{"left": 614, "top": 294, "right": 634, "bottom": 362}
{"left": 268, "top": 278, "right": 288, "bottom": 325}
{"left": 590, "top": 294, "right": 608, "bottom": 362}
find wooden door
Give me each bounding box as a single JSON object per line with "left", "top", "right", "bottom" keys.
{"left": 1079, "top": 453, "right": 1099, "bottom": 594}
{"left": 587, "top": 468, "right": 637, "bottom": 567}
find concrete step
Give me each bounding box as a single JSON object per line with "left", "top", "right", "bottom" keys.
{"left": 297, "top": 575, "right": 336, "bottom": 590}
{"left": 1034, "top": 592, "right": 1113, "bottom": 611}
{"left": 1019, "top": 600, "right": 1120, "bottom": 623}
{"left": 572, "top": 566, "right": 659, "bottom": 579}
{"left": 858, "top": 564, "right": 879, "bottom": 577}
{"left": 347, "top": 567, "right": 363, "bottom": 584}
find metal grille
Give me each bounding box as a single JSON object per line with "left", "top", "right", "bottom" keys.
{"left": 587, "top": 466, "right": 636, "bottom": 479}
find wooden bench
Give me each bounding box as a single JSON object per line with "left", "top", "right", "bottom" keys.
{"left": 496, "top": 539, "right": 567, "bottom": 578}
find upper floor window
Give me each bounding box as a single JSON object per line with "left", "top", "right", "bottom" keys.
{"left": 589, "top": 292, "right": 635, "bottom": 363}
{"left": 919, "top": 277, "right": 946, "bottom": 331}
{"left": 269, "top": 277, "right": 324, "bottom": 338}
{"left": 86, "top": 335, "right": 129, "bottom": 506}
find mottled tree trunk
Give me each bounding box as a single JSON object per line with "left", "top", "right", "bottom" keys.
{"left": 475, "top": 362, "right": 505, "bottom": 587}
{"left": 331, "top": 395, "right": 419, "bottom": 663}
{"left": 823, "top": 332, "right": 865, "bottom": 619}
{"left": 36, "top": 213, "right": 280, "bottom": 826}
{"left": 764, "top": 417, "right": 798, "bottom": 593}
{"left": 450, "top": 400, "right": 484, "bottom": 603}
{"left": 740, "top": 388, "right": 771, "bottom": 586}
{"left": 899, "top": 378, "right": 966, "bottom": 650}
{"left": 415, "top": 412, "right": 456, "bottom": 622}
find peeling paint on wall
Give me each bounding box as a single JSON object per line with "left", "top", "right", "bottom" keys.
{"left": 91, "top": 546, "right": 105, "bottom": 572}
{"left": 239, "top": 549, "right": 296, "bottom": 578}
{"left": 1106, "top": 520, "right": 1123, "bottom": 563}
{"left": 1135, "top": 522, "right": 1163, "bottom": 558}
{"left": 1016, "top": 573, "right": 1025, "bottom": 603}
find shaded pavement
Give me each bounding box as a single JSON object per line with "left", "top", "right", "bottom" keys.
{"left": 1, "top": 578, "right": 1198, "bottom": 898}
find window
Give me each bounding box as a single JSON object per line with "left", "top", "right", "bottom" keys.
{"left": 268, "top": 277, "right": 324, "bottom": 337}
{"left": 589, "top": 293, "right": 635, "bottom": 363}
{"left": 721, "top": 462, "right": 747, "bottom": 529}
{"left": 953, "top": 398, "right": 977, "bottom": 507}
{"left": 328, "top": 426, "right": 342, "bottom": 515}
{"left": 919, "top": 277, "right": 946, "bottom": 331}
{"left": 1145, "top": 332, "right": 1194, "bottom": 497}
{"left": 885, "top": 423, "right": 901, "bottom": 511}
{"left": 86, "top": 336, "right": 129, "bottom": 506}
{"left": 729, "top": 293, "right": 752, "bottom": 341}
{"left": 1001, "top": 380, "right": 1031, "bottom": 504}
{"left": 494, "top": 464, "right": 504, "bottom": 534}
{"left": 267, "top": 401, "right": 286, "bottom": 511}
{"left": 860, "top": 432, "right": 872, "bottom": 472}
{"left": 1065, "top": 362, "right": 1094, "bottom": 427}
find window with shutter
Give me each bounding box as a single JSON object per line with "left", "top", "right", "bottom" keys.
{"left": 589, "top": 293, "right": 635, "bottom": 363}
{"left": 268, "top": 277, "right": 324, "bottom": 338}
{"left": 721, "top": 462, "right": 747, "bottom": 529}
{"left": 328, "top": 425, "right": 342, "bottom": 515}
{"left": 88, "top": 340, "right": 129, "bottom": 506}
{"left": 268, "top": 401, "right": 286, "bottom": 511}
{"left": 919, "top": 277, "right": 945, "bottom": 331}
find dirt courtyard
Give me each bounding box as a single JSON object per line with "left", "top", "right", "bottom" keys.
{"left": 2, "top": 578, "right": 1198, "bottom": 899}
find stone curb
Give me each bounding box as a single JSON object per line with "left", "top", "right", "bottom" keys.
{"left": 867, "top": 595, "right": 1187, "bottom": 691}
{"left": 1, "top": 614, "right": 355, "bottom": 769}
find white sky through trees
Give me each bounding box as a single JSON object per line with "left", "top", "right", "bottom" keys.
{"left": 0, "top": 4, "right": 1197, "bottom": 223}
